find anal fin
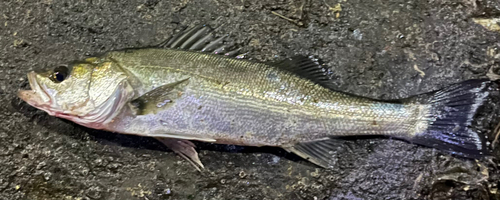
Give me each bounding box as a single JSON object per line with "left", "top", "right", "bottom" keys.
{"left": 156, "top": 138, "right": 205, "bottom": 171}
{"left": 284, "top": 137, "right": 343, "bottom": 168}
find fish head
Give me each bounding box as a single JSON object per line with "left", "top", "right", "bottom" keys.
{"left": 18, "top": 60, "right": 134, "bottom": 129}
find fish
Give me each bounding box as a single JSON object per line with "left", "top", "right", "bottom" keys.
{"left": 17, "top": 25, "right": 497, "bottom": 170}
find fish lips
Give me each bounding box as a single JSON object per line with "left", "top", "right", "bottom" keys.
{"left": 18, "top": 71, "right": 52, "bottom": 110}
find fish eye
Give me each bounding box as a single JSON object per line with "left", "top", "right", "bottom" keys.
{"left": 51, "top": 65, "right": 69, "bottom": 83}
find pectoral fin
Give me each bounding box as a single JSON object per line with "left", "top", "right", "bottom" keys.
{"left": 131, "top": 78, "right": 190, "bottom": 115}
{"left": 284, "top": 137, "right": 344, "bottom": 168}
{"left": 156, "top": 138, "right": 205, "bottom": 171}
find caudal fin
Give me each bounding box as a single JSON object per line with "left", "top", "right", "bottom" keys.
{"left": 409, "top": 79, "right": 496, "bottom": 158}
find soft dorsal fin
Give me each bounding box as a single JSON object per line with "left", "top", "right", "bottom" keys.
{"left": 158, "top": 25, "right": 246, "bottom": 58}
{"left": 274, "top": 56, "right": 336, "bottom": 90}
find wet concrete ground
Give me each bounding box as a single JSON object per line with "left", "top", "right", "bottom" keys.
{"left": 1, "top": 0, "right": 500, "bottom": 199}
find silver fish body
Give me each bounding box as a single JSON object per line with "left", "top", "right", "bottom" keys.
{"left": 19, "top": 25, "right": 495, "bottom": 169}
{"left": 103, "top": 48, "right": 427, "bottom": 147}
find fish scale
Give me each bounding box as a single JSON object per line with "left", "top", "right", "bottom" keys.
{"left": 103, "top": 48, "right": 420, "bottom": 144}
{"left": 18, "top": 25, "right": 495, "bottom": 169}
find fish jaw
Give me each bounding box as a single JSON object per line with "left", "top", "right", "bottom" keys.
{"left": 18, "top": 88, "right": 98, "bottom": 127}
{"left": 18, "top": 89, "right": 46, "bottom": 108}
{"left": 18, "top": 71, "right": 56, "bottom": 115}
{"left": 18, "top": 88, "right": 69, "bottom": 118}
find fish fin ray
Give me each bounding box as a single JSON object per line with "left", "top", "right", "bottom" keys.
{"left": 190, "top": 31, "right": 214, "bottom": 50}
{"left": 130, "top": 78, "right": 190, "bottom": 115}
{"left": 180, "top": 26, "right": 212, "bottom": 50}
{"left": 201, "top": 35, "right": 226, "bottom": 52}
{"left": 160, "top": 25, "right": 205, "bottom": 49}
{"left": 274, "top": 56, "right": 337, "bottom": 90}
{"left": 158, "top": 24, "right": 243, "bottom": 57}
{"left": 405, "top": 79, "right": 497, "bottom": 158}
{"left": 285, "top": 137, "right": 343, "bottom": 168}
{"left": 156, "top": 138, "right": 205, "bottom": 171}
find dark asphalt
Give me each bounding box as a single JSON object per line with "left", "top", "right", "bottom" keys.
{"left": 1, "top": 0, "right": 500, "bottom": 199}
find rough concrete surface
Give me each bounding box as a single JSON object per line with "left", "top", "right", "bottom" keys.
{"left": 1, "top": 0, "right": 500, "bottom": 199}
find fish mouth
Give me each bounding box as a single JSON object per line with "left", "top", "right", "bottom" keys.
{"left": 17, "top": 72, "right": 51, "bottom": 109}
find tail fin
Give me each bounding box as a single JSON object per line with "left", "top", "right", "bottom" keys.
{"left": 408, "top": 79, "right": 496, "bottom": 158}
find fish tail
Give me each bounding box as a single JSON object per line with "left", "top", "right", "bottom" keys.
{"left": 285, "top": 79, "right": 497, "bottom": 168}
{"left": 407, "top": 79, "right": 497, "bottom": 158}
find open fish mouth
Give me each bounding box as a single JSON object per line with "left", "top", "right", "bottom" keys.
{"left": 17, "top": 71, "right": 52, "bottom": 110}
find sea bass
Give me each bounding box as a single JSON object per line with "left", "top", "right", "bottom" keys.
{"left": 18, "top": 25, "right": 496, "bottom": 170}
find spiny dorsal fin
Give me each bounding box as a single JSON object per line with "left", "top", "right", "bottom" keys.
{"left": 158, "top": 25, "right": 247, "bottom": 58}
{"left": 274, "top": 56, "right": 336, "bottom": 90}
